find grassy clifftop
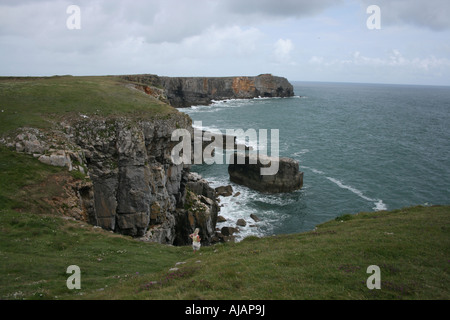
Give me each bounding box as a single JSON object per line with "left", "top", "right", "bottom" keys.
{"left": 0, "top": 146, "right": 449, "bottom": 300}
{"left": 0, "top": 75, "right": 177, "bottom": 135}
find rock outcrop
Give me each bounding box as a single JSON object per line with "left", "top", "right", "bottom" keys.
{"left": 120, "top": 74, "right": 294, "bottom": 108}
{"left": 71, "top": 114, "right": 220, "bottom": 245}
{"left": 3, "top": 113, "right": 220, "bottom": 246}
{"left": 228, "top": 152, "right": 303, "bottom": 193}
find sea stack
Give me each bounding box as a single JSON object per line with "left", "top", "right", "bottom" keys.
{"left": 228, "top": 152, "right": 303, "bottom": 193}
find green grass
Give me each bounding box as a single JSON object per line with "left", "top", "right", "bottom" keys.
{"left": 1, "top": 146, "right": 449, "bottom": 300}
{"left": 0, "top": 75, "right": 176, "bottom": 135}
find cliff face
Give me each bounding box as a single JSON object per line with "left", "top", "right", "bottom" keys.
{"left": 121, "top": 74, "right": 294, "bottom": 108}
{"left": 3, "top": 113, "right": 219, "bottom": 246}
{"left": 71, "top": 114, "right": 219, "bottom": 245}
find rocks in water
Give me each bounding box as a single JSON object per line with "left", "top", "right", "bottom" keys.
{"left": 221, "top": 226, "right": 239, "bottom": 236}
{"left": 215, "top": 185, "right": 233, "bottom": 197}
{"left": 212, "top": 213, "right": 264, "bottom": 243}
{"left": 228, "top": 152, "right": 303, "bottom": 193}
{"left": 217, "top": 215, "right": 227, "bottom": 223}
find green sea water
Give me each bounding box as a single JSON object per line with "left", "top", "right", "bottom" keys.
{"left": 179, "top": 81, "right": 450, "bottom": 240}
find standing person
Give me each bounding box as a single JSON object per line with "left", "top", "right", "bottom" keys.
{"left": 189, "top": 228, "right": 201, "bottom": 253}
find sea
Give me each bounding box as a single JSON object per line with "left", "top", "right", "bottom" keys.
{"left": 178, "top": 81, "right": 450, "bottom": 241}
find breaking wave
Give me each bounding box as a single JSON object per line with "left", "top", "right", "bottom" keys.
{"left": 325, "top": 177, "right": 387, "bottom": 211}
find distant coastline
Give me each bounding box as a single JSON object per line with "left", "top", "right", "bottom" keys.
{"left": 120, "top": 74, "right": 294, "bottom": 108}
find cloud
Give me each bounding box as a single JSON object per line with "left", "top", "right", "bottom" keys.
{"left": 273, "top": 39, "right": 294, "bottom": 64}
{"left": 358, "top": 0, "right": 450, "bottom": 31}
{"left": 0, "top": 0, "right": 342, "bottom": 44}
{"left": 309, "top": 49, "right": 450, "bottom": 74}
{"left": 224, "top": 0, "right": 341, "bottom": 17}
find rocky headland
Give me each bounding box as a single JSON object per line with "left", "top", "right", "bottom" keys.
{"left": 120, "top": 73, "right": 294, "bottom": 108}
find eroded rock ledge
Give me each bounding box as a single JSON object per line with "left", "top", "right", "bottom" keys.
{"left": 120, "top": 73, "right": 294, "bottom": 108}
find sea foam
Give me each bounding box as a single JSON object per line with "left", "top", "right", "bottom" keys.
{"left": 326, "top": 177, "right": 386, "bottom": 211}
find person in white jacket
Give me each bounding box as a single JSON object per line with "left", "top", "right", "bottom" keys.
{"left": 189, "top": 228, "right": 201, "bottom": 253}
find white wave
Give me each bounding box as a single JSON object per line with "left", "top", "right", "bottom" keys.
{"left": 210, "top": 98, "right": 253, "bottom": 107}
{"left": 326, "top": 177, "right": 373, "bottom": 202}
{"left": 299, "top": 165, "right": 324, "bottom": 175}
{"left": 373, "top": 199, "right": 387, "bottom": 211}
{"left": 202, "top": 175, "right": 289, "bottom": 241}
{"left": 326, "top": 176, "right": 386, "bottom": 211}
{"left": 235, "top": 136, "right": 260, "bottom": 151}
{"left": 293, "top": 149, "right": 310, "bottom": 158}
{"left": 192, "top": 123, "right": 221, "bottom": 133}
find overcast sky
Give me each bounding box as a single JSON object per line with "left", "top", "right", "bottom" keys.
{"left": 1, "top": 0, "right": 450, "bottom": 85}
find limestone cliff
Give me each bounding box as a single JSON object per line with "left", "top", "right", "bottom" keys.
{"left": 120, "top": 74, "right": 294, "bottom": 108}
{"left": 3, "top": 113, "right": 219, "bottom": 246}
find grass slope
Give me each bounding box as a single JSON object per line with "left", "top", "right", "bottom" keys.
{"left": 0, "top": 146, "right": 449, "bottom": 300}
{"left": 0, "top": 75, "right": 175, "bottom": 135}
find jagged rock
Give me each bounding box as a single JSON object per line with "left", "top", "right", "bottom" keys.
{"left": 217, "top": 215, "right": 227, "bottom": 223}
{"left": 215, "top": 185, "right": 233, "bottom": 197}
{"left": 13, "top": 129, "right": 48, "bottom": 154}
{"left": 250, "top": 213, "right": 261, "bottom": 222}
{"left": 236, "top": 219, "right": 247, "bottom": 227}
{"left": 38, "top": 150, "right": 72, "bottom": 168}
{"left": 228, "top": 152, "right": 303, "bottom": 193}
{"left": 221, "top": 226, "right": 239, "bottom": 236}
{"left": 186, "top": 176, "right": 216, "bottom": 200}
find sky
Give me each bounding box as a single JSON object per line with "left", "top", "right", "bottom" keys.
{"left": 1, "top": 0, "right": 450, "bottom": 85}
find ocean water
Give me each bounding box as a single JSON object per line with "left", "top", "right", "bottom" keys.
{"left": 178, "top": 81, "right": 450, "bottom": 241}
